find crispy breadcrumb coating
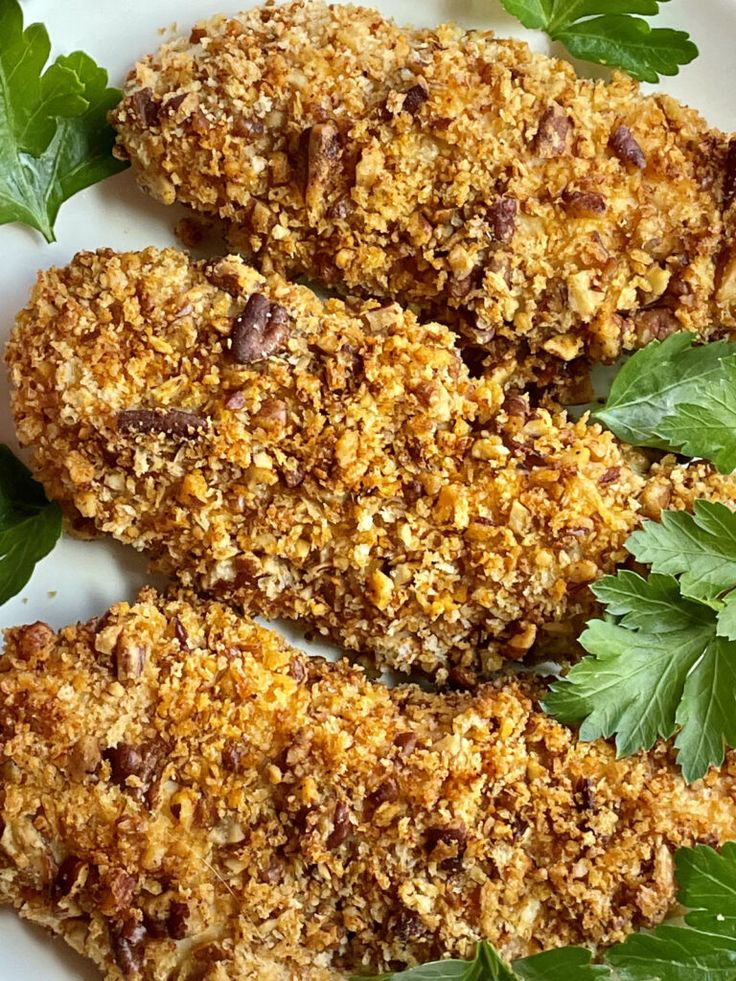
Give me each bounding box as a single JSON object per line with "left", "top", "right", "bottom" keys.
{"left": 3, "top": 590, "right": 736, "bottom": 979}
{"left": 7, "top": 248, "right": 736, "bottom": 681}
{"left": 111, "top": 0, "right": 736, "bottom": 370}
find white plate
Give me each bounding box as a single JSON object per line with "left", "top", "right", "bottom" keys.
{"left": 2, "top": 0, "right": 736, "bottom": 976}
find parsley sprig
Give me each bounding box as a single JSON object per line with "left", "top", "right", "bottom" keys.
{"left": 0, "top": 445, "right": 61, "bottom": 605}
{"left": 498, "top": 1, "right": 698, "bottom": 83}
{"left": 544, "top": 501, "right": 736, "bottom": 782}
{"left": 351, "top": 940, "right": 602, "bottom": 980}
{"left": 595, "top": 333, "right": 736, "bottom": 474}
{"left": 0, "top": 0, "right": 128, "bottom": 241}
{"left": 355, "top": 844, "right": 736, "bottom": 980}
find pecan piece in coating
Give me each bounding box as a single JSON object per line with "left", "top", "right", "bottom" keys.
{"left": 609, "top": 124, "right": 647, "bottom": 170}
{"left": 724, "top": 138, "right": 736, "bottom": 209}
{"left": 326, "top": 801, "right": 352, "bottom": 849}
{"left": 230, "top": 292, "right": 289, "bottom": 363}
{"left": 401, "top": 83, "right": 429, "bottom": 116}
{"left": 562, "top": 190, "right": 607, "bottom": 216}
{"left": 489, "top": 198, "right": 518, "bottom": 243}
{"left": 117, "top": 408, "right": 207, "bottom": 438}
{"left": 533, "top": 104, "right": 572, "bottom": 157}
{"left": 109, "top": 915, "right": 147, "bottom": 976}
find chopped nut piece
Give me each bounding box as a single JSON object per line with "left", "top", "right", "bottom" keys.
{"left": 172, "top": 616, "right": 189, "bottom": 649}
{"left": 394, "top": 731, "right": 418, "bottom": 755}
{"left": 253, "top": 397, "right": 287, "bottom": 429}
{"left": 222, "top": 741, "right": 246, "bottom": 773}
{"left": 567, "top": 560, "right": 598, "bottom": 584}
{"left": 368, "top": 777, "right": 399, "bottom": 808}
{"left": 69, "top": 735, "right": 101, "bottom": 780}
{"left": 401, "top": 83, "right": 429, "bottom": 116}
{"left": 724, "top": 138, "right": 736, "bottom": 209}
{"left": 639, "top": 480, "right": 673, "bottom": 520}
{"left": 508, "top": 624, "right": 537, "bottom": 653}
{"left": 534, "top": 104, "right": 572, "bottom": 157}
{"left": 114, "top": 636, "right": 147, "bottom": 681}
{"left": 129, "top": 87, "right": 160, "bottom": 128}
{"left": 716, "top": 248, "right": 736, "bottom": 307}
{"left": 163, "top": 92, "right": 189, "bottom": 116}
{"left": 230, "top": 293, "right": 289, "bottom": 363}
{"left": 189, "top": 108, "right": 212, "bottom": 135}
{"left": 609, "top": 124, "right": 647, "bottom": 169}
{"left": 100, "top": 868, "right": 136, "bottom": 916}
{"left": 104, "top": 740, "right": 167, "bottom": 807}
{"left": 53, "top": 856, "right": 86, "bottom": 901}
{"left": 299, "top": 122, "right": 342, "bottom": 214}
{"left": 562, "top": 190, "right": 607, "bottom": 216}
{"left": 489, "top": 198, "right": 517, "bottom": 243}
{"left": 167, "top": 900, "right": 189, "bottom": 940}
{"left": 326, "top": 801, "right": 352, "bottom": 849}
{"left": 368, "top": 569, "right": 394, "bottom": 611}
{"left": 233, "top": 115, "right": 265, "bottom": 139}
{"left": 109, "top": 915, "right": 147, "bottom": 976}
{"left": 16, "top": 622, "right": 54, "bottom": 660}
{"left": 633, "top": 307, "right": 680, "bottom": 345}
{"left": 289, "top": 657, "right": 307, "bottom": 684}
{"left": 505, "top": 396, "right": 529, "bottom": 418}
{"left": 508, "top": 500, "right": 531, "bottom": 535}
{"left": 117, "top": 409, "right": 207, "bottom": 439}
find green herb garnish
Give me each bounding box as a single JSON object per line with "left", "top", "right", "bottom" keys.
{"left": 350, "top": 940, "right": 601, "bottom": 980}
{"left": 544, "top": 501, "right": 736, "bottom": 782}
{"left": 498, "top": 1, "right": 698, "bottom": 83}
{"left": 354, "top": 844, "right": 736, "bottom": 980}
{"left": 0, "top": 0, "right": 128, "bottom": 242}
{"left": 594, "top": 333, "right": 736, "bottom": 473}
{"left": 607, "top": 843, "right": 736, "bottom": 979}
{"left": 0, "top": 445, "right": 62, "bottom": 605}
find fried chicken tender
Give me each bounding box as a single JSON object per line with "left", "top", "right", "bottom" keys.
{"left": 110, "top": 0, "right": 736, "bottom": 371}
{"left": 3, "top": 590, "right": 736, "bottom": 979}
{"left": 7, "top": 248, "right": 736, "bottom": 680}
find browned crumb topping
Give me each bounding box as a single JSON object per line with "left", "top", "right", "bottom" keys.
{"left": 3, "top": 590, "right": 736, "bottom": 979}
{"left": 111, "top": 0, "right": 736, "bottom": 370}
{"left": 7, "top": 247, "right": 736, "bottom": 681}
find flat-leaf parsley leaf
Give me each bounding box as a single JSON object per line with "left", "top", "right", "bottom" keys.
{"left": 544, "top": 501, "right": 736, "bottom": 782}
{"left": 499, "top": 0, "right": 698, "bottom": 83}
{"left": 0, "top": 0, "right": 128, "bottom": 241}
{"left": 0, "top": 445, "right": 62, "bottom": 605}
{"left": 626, "top": 501, "right": 736, "bottom": 603}
{"left": 595, "top": 333, "right": 736, "bottom": 474}
{"left": 351, "top": 941, "right": 604, "bottom": 980}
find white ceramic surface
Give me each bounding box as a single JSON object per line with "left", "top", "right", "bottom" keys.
{"left": 1, "top": 0, "right": 735, "bottom": 976}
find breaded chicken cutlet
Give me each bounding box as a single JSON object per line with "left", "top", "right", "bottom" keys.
{"left": 111, "top": 0, "right": 736, "bottom": 374}
{"left": 3, "top": 590, "right": 736, "bottom": 980}
{"left": 7, "top": 247, "right": 736, "bottom": 681}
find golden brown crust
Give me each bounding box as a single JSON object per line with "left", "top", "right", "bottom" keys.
{"left": 3, "top": 590, "right": 736, "bottom": 979}
{"left": 8, "top": 247, "right": 736, "bottom": 680}
{"left": 7, "top": 246, "right": 718, "bottom": 680}
{"left": 111, "top": 0, "right": 736, "bottom": 370}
